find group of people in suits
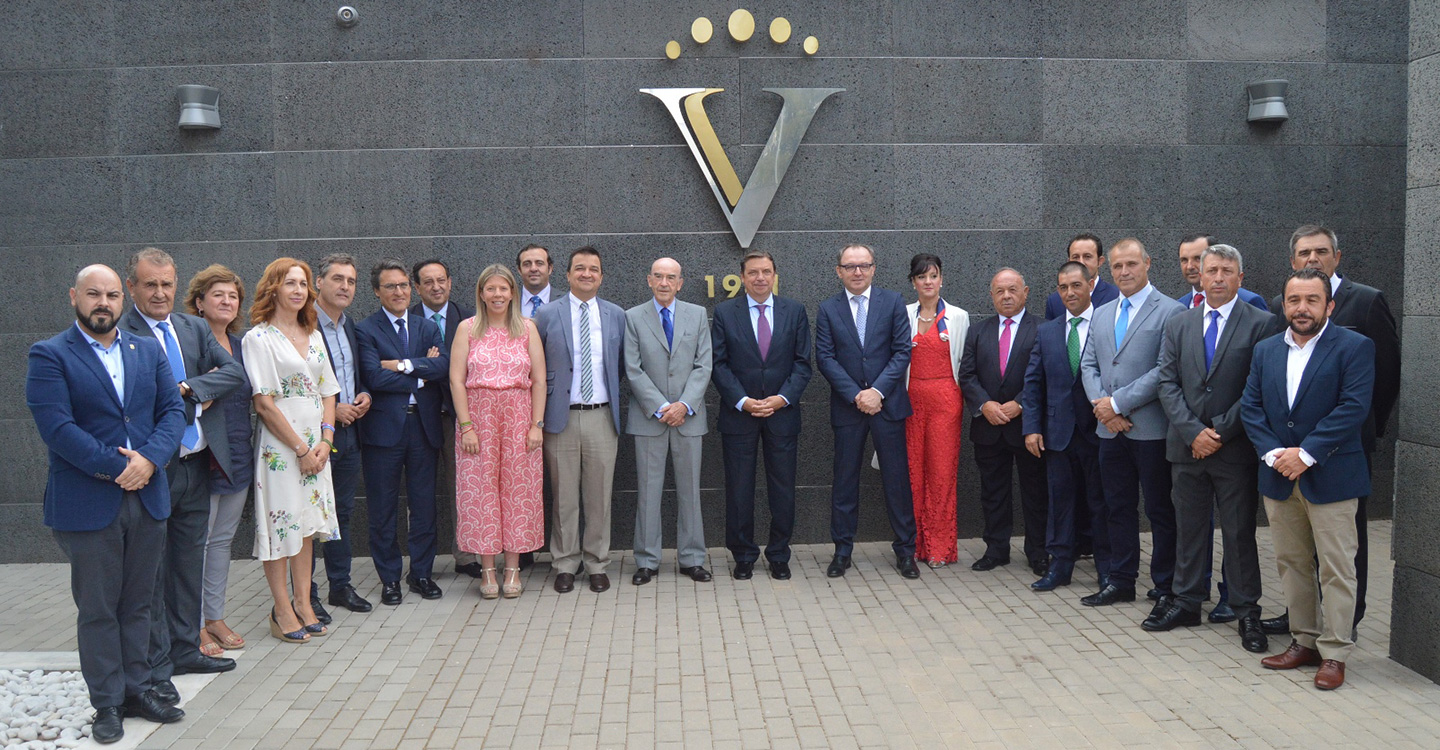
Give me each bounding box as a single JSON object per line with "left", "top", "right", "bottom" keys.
{"left": 28, "top": 225, "right": 1397, "bottom": 743}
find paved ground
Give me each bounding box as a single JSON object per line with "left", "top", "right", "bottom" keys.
{"left": 3, "top": 521, "right": 1437, "bottom": 749}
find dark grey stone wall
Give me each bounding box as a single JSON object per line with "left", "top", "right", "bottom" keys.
{"left": 1395, "top": 0, "right": 1439, "bottom": 684}
{"left": 0, "top": 1, "right": 1408, "bottom": 564}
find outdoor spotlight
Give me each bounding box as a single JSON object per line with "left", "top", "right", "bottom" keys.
{"left": 176, "top": 85, "right": 220, "bottom": 130}
{"left": 1246, "top": 79, "right": 1289, "bottom": 123}
{"left": 336, "top": 6, "right": 359, "bottom": 27}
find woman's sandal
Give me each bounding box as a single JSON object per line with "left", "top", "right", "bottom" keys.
{"left": 205, "top": 621, "right": 245, "bottom": 650}
{"left": 199, "top": 629, "right": 225, "bottom": 657}
{"left": 502, "top": 567, "right": 523, "bottom": 599}
{"left": 292, "top": 603, "right": 328, "bottom": 637}
{"left": 269, "top": 608, "right": 310, "bottom": 644}
{"left": 479, "top": 567, "right": 500, "bottom": 600}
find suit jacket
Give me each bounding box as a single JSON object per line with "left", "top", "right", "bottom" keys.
{"left": 533, "top": 295, "right": 625, "bottom": 435}
{"left": 1079, "top": 285, "right": 1185, "bottom": 441}
{"left": 1021, "top": 315, "right": 1099, "bottom": 453}
{"left": 625, "top": 300, "right": 712, "bottom": 438}
{"left": 958, "top": 313, "right": 1038, "bottom": 448}
{"left": 814, "top": 287, "right": 913, "bottom": 424}
{"left": 1271, "top": 276, "right": 1399, "bottom": 450}
{"left": 1046, "top": 277, "right": 1119, "bottom": 320}
{"left": 1156, "top": 301, "right": 1278, "bottom": 464}
{"left": 355, "top": 309, "right": 449, "bottom": 449}
{"left": 904, "top": 299, "right": 970, "bottom": 386}
{"left": 1178, "top": 286, "right": 1268, "bottom": 312}
{"left": 118, "top": 306, "right": 245, "bottom": 476}
{"left": 410, "top": 300, "right": 473, "bottom": 416}
{"left": 27, "top": 326, "right": 187, "bottom": 531}
{"left": 317, "top": 311, "right": 368, "bottom": 455}
{"left": 710, "top": 294, "right": 812, "bottom": 436}
{"left": 1241, "top": 324, "right": 1375, "bottom": 504}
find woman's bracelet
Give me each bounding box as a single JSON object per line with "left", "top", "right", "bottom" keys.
{"left": 320, "top": 422, "right": 335, "bottom": 433}
{"left": 320, "top": 437, "right": 337, "bottom": 454}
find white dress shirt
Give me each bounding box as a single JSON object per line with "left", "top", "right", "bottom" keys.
{"left": 382, "top": 308, "right": 422, "bottom": 404}
{"left": 735, "top": 294, "right": 788, "bottom": 412}
{"left": 847, "top": 287, "right": 871, "bottom": 329}
{"left": 137, "top": 309, "right": 206, "bottom": 455}
{"left": 568, "top": 293, "right": 609, "bottom": 405}
{"left": 995, "top": 308, "right": 1026, "bottom": 342}
{"left": 521, "top": 285, "right": 552, "bottom": 318}
{"left": 1066, "top": 305, "right": 1093, "bottom": 354}
{"left": 1202, "top": 295, "right": 1240, "bottom": 344}
{"left": 1262, "top": 321, "right": 1332, "bottom": 469}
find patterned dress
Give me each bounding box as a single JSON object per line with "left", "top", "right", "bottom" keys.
{"left": 242, "top": 324, "right": 342, "bottom": 561}
{"left": 455, "top": 321, "right": 544, "bottom": 555}
{"left": 905, "top": 317, "right": 964, "bottom": 564}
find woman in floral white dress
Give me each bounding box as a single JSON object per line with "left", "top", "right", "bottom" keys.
{"left": 242, "top": 258, "right": 341, "bottom": 643}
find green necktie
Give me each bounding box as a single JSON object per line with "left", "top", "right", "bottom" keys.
{"left": 1067, "top": 317, "right": 1082, "bottom": 377}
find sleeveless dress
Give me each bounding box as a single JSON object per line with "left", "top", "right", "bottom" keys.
{"left": 905, "top": 318, "right": 964, "bottom": 564}
{"left": 242, "top": 325, "right": 341, "bottom": 561}
{"left": 454, "top": 322, "right": 544, "bottom": 555}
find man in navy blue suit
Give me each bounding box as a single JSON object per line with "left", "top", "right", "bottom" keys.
{"left": 815, "top": 243, "right": 919, "bottom": 580}
{"left": 28, "top": 265, "right": 187, "bottom": 743}
{"left": 356, "top": 258, "right": 450, "bottom": 606}
{"left": 1176, "top": 233, "right": 1268, "bottom": 311}
{"left": 1243, "top": 268, "right": 1375, "bottom": 691}
{"left": 1045, "top": 233, "right": 1119, "bottom": 320}
{"left": 1023, "top": 261, "right": 1109, "bottom": 593}
{"left": 711, "top": 250, "right": 813, "bottom": 581}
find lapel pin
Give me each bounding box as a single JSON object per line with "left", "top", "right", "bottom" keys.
{"left": 129, "top": 344, "right": 135, "bottom": 349}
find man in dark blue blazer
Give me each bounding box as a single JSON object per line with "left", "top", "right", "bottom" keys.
{"left": 356, "top": 258, "right": 450, "bottom": 606}
{"left": 958, "top": 268, "right": 1047, "bottom": 576}
{"left": 814, "top": 243, "right": 919, "bottom": 580}
{"left": 1242, "top": 268, "right": 1374, "bottom": 691}
{"left": 1023, "top": 262, "right": 1109, "bottom": 592}
{"left": 1176, "top": 233, "right": 1268, "bottom": 312}
{"left": 312, "top": 253, "right": 374, "bottom": 614}
{"left": 28, "top": 265, "right": 188, "bottom": 741}
{"left": 1045, "top": 233, "right": 1120, "bottom": 320}
{"left": 711, "top": 250, "right": 813, "bottom": 581}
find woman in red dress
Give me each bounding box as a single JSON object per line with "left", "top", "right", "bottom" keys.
{"left": 904, "top": 254, "right": 970, "bottom": 567}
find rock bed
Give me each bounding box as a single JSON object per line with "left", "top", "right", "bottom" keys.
{"left": 0, "top": 670, "right": 91, "bottom": 749}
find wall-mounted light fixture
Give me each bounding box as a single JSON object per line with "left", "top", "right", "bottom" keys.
{"left": 1246, "top": 79, "right": 1289, "bottom": 123}
{"left": 336, "top": 5, "right": 359, "bottom": 28}
{"left": 176, "top": 85, "right": 220, "bottom": 130}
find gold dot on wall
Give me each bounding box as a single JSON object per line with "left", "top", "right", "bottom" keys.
{"left": 728, "top": 9, "right": 755, "bottom": 42}
{"left": 769, "top": 17, "right": 791, "bottom": 44}
{"left": 665, "top": 40, "right": 681, "bottom": 59}
{"left": 691, "top": 17, "right": 713, "bottom": 44}
{"left": 803, "top": 36, "right": 819, "bottom": 55}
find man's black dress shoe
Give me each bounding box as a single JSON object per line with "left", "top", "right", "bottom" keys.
{"left": 1208, "top": 600, "right": 1237, "bottom": 624}
{"left": 770, "top": 561, "right": 792, "bottom": 580}
{"left": 406, "top": 575, "right": 443, "bottom": 600}
{"left": 92, "top": 706, "right": 124, "bottom": 744}
{"left": 381, "top": 581, "right": 403, "bottom": 606}
{"left": 1029, "top": 558, "right": 1049, "bottom": 577}
{"left": 896, "top": 556, "right": 920, "bottom": 579}
{"left": 632, "top": 567, "right": 657, "bottom": 585}
{"left": 329, "top": 584, "right": 373, "bottom": 613}
{"left": 970, "top": 555, "right": 1009, "bottom": 572}
{"left": 1081, "top": 583, "right": 1137, "bottom": 606}
{"left": 123, "top": 689, "right": 185, "bottom": 723}
{"left": 1238, "top": 614, "right": 1269, "bottom": 653}
{"left": 1146, "top": 595, "right": 1174, "bottom": 621}
{"left": 589, "top": 574, "right": 610, "bottom": 593}
{"left": 1260, "top": 611, "right": 1290, "bottom": 635}
{"left": 1141, "top": 601, "right": 1201, "bottom": 631}
{"left": 553, "top": 572, "right": 575, "bottom": 593}
{"left": 826, "top": 555, "right": 851, "bottom": 578}
{"left": 309, "top": 592, "right": 333, "bottom": 625}
{"left": 1146, "top": 588, "right": 1165, "bottom": 601}
{"left": 733, "top": 561, "right": 754, "bottom": 580}
{"left": 680, "top": 565, "right": 713, "bottom": 582}
{"left": 455, "top": 562, "right": 486, "bottom": 579}
{"left": 171, "top": 653, "right": 236, "bottom": 675}
{"left": 150, "top": 679, "right": 180, "bottom": 707}
{"left": 1031, "top": 561, "right": 1074, "bottom": 591}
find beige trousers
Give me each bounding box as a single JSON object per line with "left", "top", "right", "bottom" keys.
{"left": 543, "top": 408, "right": 618, "bottom": 575}
{"left": 1263, "top": 486, "right": 1359, "bottom": 662}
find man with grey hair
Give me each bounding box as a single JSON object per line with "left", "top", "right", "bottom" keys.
{"left": 1150, "top": 244, "right": 1278, "bottom": 652}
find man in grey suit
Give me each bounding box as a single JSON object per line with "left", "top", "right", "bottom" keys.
{"left": 119, "top": 248, "right": 244, "bottom": 703}
{"left": 533, "top": 247, "right": 625, "bottom": 594}
{"left": 626, "top": 258, "right": 715, "bottom": 585}
{"left": 1150, "top": 244, "right": 1276, "bottom": 653}
{"left": 1079, "top": 238, "right": 1184, "bottom": 610}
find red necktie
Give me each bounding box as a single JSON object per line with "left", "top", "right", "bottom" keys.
{"left": 1192, "top": 292, "right": 1204, "bottom": 308}
{"left": 998, "top": 318, "right": 1013, "bottom": 377}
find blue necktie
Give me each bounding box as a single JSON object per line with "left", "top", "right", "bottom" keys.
{"left": 156, "top": 321, "right": 199, "bottom": 449}
{"left": 1114, "top": 297, "right": 1131, "bottom": 348}
{"left": 855, "top": 295, "right": 867, "bottom": 347}
{"left": 660, "top": 306, "right": 674, "bottom": 349}
{"left": 396, "top": 317, "right": 409, "bottom": 355}
{"left": 1204, "top": 310, "right": 1220, "bottom": 371}
{"left": 530, "top": 296, "right": 542, "bottom": 317}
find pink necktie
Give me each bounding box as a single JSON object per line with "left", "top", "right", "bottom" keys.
{"left": 756, "top": 303, "right": 771, "bottom": 361}
{"left": 1192, "top": 292, "right": 1204, "bottom": 308}
{"left": 998, "top": 318, "right": 1013, "bottom": 377}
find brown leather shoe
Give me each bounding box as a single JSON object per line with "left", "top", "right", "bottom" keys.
{"left": 553, "top": 572, "right": 575, "bottom": 594}
{"left": 1314, "top": 660, "right": 1346, "bottom": 690}
{"left": 589, "top": 574, "right": 611, "bottom": 593}
{"left": 1261, "top": 641, "right": 1323, "bottom": 670}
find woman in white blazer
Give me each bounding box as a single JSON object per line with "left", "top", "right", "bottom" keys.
{"left": 904, "top": 253, "right": 970, "bottom": 568}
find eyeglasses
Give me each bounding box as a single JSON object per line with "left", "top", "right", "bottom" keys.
{"left": 380, "top": 282, "right": 411, "bottom": 292}
{"left": 838, "top": 263, "right": 875, "bottom": 273}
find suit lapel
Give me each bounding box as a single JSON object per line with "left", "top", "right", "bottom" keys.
{"left": 643, "top": 303, "right": 670, "bottom": 354}
{"left": 1291, "top": 326, "right": 1339, "bottom": 411}
{"left": 119, "top": 332, "right": 140, "bottom": 407}
{"left": 1115, "top": 293, "right": 1160, "bottom": 356}
{"left": 67, "top": 328, "right": 124, "bottom": 408}
{"left": 1205, "top": 304, "right": 1243, "bottom": 379}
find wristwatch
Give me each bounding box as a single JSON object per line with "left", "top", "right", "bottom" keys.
{"left": 533, "top": 420, "right": 544, "bottom": 429}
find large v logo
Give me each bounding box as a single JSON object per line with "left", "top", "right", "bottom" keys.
{"left": 641, "top": 87, "right": 843, "bottom": 248}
